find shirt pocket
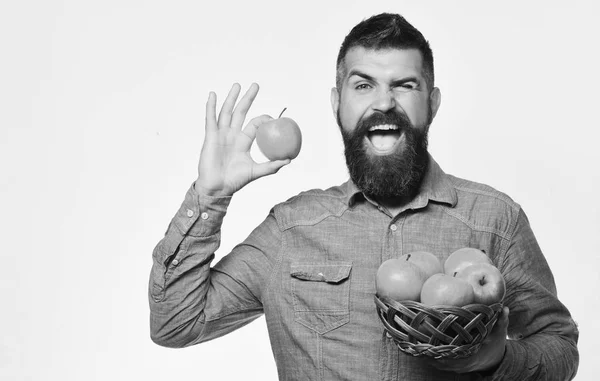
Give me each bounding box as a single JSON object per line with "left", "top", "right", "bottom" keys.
{"left": 290, "top": 261, "right": 352, "bottom": 334}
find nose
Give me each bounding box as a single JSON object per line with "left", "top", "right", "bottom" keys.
{"left": 372, "top": 88, "right": 396, "bottom": 113}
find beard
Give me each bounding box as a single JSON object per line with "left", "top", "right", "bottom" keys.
{"left": 338, "top": 108, "right": 431, "bottom": 200}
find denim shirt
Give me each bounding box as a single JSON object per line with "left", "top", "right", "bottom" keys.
{"left": 149, "top": 156, "right": 579, "bottom": 380}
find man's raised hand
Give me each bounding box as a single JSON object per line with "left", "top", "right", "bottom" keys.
{"left": 195, "top": 83, "right": 290, "bottom": 197}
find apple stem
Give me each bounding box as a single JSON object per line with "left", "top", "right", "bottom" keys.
{"left": 453, "top": 271, "right": 458, "bottom": 277}
{"left": 278, "top": 107, "right": 287, "bottom": 118}
{"left": 405, "top": 254, "right": 411, "bottom": 261}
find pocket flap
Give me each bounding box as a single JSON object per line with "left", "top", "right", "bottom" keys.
{"left": 290, "top": 262, "right": 352, "bottom": 283}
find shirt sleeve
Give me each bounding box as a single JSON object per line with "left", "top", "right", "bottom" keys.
{"left": 485, "top": 208, "right": 579, "bottom": 380}
{"left": 148, "top": 182, "right": 282, "bottom": 348}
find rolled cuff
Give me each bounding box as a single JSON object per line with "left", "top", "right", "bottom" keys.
{"left": 488, "top": 340, "right": 529, "bottom": 381}
{"left": 171, "top": 182, "right": 232, "bottom": 238}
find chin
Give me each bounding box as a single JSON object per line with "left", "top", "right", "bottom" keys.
{"left": 351, "top": 147, "right": 429, "bottom": 200}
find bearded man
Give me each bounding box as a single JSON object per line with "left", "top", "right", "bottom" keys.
{"left": 148, "top": 13, "right": 579, "bottom": 380}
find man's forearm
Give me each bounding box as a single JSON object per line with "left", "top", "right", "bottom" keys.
{"left": 490, "top": 330, "right": 579, "bottom": 381}
{"left": 148, "top": 183, "right": 231, "bottom": 347}
{"left": 490, "top": 209, "right": 580, "bottom": 380}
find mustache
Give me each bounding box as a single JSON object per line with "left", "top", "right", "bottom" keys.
{"left": 355, "top": 110, "right": 413, "bottom": 136}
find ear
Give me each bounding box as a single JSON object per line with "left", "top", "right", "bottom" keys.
{"left": 429, "top": 87, "right": 441, "bottom": 119}
{"left": 330, "top": 87, "right": 340, "bottom": 118}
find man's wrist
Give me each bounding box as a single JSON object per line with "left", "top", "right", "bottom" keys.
{"left": 170, "top": 182, "right": 232, "bottom": 238}
{"left": 477, "top": 344, "right": 506, "bottom": 377}
{"left": 194, "top": 177, "right": 235, "bottom": 198}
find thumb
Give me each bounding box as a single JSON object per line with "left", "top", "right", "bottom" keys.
{"left": 500, "top": 306, "right": 509, "bottom": 324}
{"left": 496, "top": 306, "right": 510, "bottom": 332}
{"left": 252, "top": 159, "right": 291, "bottom": 179}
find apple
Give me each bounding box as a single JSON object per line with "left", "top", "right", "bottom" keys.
{"left": 376, "top": 259, "right": 427, "bottom": 302}
{"left": 456, "top": 263, "right": 506, "bottom": 305}
{"left": 420, "top": 273, "right": 475, "bottom": 307}
{"left": 399, "top": 251, "right": 442, "bottom": 279}
{"left": 444, "top": 247, "right": 492, "bottom": 276}
{"left": 256, "top": 108, "right": 302, "bottom": 161}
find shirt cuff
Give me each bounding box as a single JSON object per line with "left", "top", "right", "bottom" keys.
{"left": 172, "top": 182, "right": 232, "bottom": 238}
{"left": 488, "top": 340, "right": 528, "bottom": 381}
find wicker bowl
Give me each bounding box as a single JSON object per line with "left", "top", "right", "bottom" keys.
{"left": 374, "top": 294, "right": 503, "bottom": 359}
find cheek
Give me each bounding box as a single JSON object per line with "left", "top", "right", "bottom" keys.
{"left": 339, "top": 94, "right": 372, "bottom": 128}
{"left": 398, "top": 98, "right": 430, "bottom": 127}
{"left": 338, "top": 103, "right": 361, "bottom": 131}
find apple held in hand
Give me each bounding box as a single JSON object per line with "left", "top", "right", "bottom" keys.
{"left": 444, "top": 247, "right": 492, "bottom": 276}
{"left": 420, "top": 273, "right": 475, "bottom": 307}
{"left": 456, "top": 263, "right": 506, "bottom": 305}
{"left": 399, "top": 251, "right": 443, "bottom": 279}
{"left": 256, "top": 108, "right": 302, "bottom": 161}
{"left": 376, "top": 259, "right": 427, "bottom": 302}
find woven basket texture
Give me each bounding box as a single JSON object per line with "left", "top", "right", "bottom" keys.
{"left": 375, "top": 295, "right": 502, "bottom": 359}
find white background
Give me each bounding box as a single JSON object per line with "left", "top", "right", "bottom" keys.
{"left": 2, "top": 0, "right": 599, "bottom": 380}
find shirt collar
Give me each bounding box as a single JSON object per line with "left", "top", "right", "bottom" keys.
{"left": 342, "top": 154, "right": 457, "bottom": 209}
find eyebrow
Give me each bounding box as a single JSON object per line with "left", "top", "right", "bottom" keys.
{"left": 391, "top": 77, "right": 419, "bottom": 86}
{"left": 347, "top": 70, "right": 375, "bottom": 82}
{"left": 347, "top": 70, "right": 420, "bottom": 86}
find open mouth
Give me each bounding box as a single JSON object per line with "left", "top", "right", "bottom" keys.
{"left": 366, "top": 124, "right": 403, "bottom": 154}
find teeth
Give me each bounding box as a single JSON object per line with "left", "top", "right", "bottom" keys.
{"left": 368, "top": 124, "right": 399, "bottom": 132}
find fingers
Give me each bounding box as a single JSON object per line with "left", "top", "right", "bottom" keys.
{"left": 242, "top": 114, "right": 274, "bottom": 141}
{"left": 214, "top": 83, "right": 260, "bottom": 131}
{"left": 497, "top": 306, "right": 510, "bottom": 331}
{"left": 205, "top": 91, "right": 217, "bottom": 134}
{"left": 217, "top": 83, "right": 242, "bottom": 129}
{"left": 252, "top": 159, "right": 291, "bottom": 180}
{"left": 230, "top": 83, "right": 260, "bottom": 131}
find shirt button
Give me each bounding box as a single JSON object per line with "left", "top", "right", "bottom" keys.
{"left": 186, "top": 209, "right": 194, "bottom": 217}
{"left": 201, "top": 212, "right": 209, "bottom": 220}
{"left": 172, "top": 259, "right": 179, "bottom": 266}
{"left": 390, "top": 224, "right": 398, "bottom": 231}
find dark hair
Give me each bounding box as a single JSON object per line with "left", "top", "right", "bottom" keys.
{"left": 336, "top": 13, "right": 434, "bottom": 91}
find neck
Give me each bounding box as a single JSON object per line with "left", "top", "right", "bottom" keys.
{"left": 370, "top": 167, "right": 426, "bottom": 216}
{"left": 374, "top": 195, "right": 414, "bottom": 217}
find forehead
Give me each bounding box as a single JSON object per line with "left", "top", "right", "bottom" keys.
{"left": 342, "top": 47, "right": 424, "bottom": 80}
